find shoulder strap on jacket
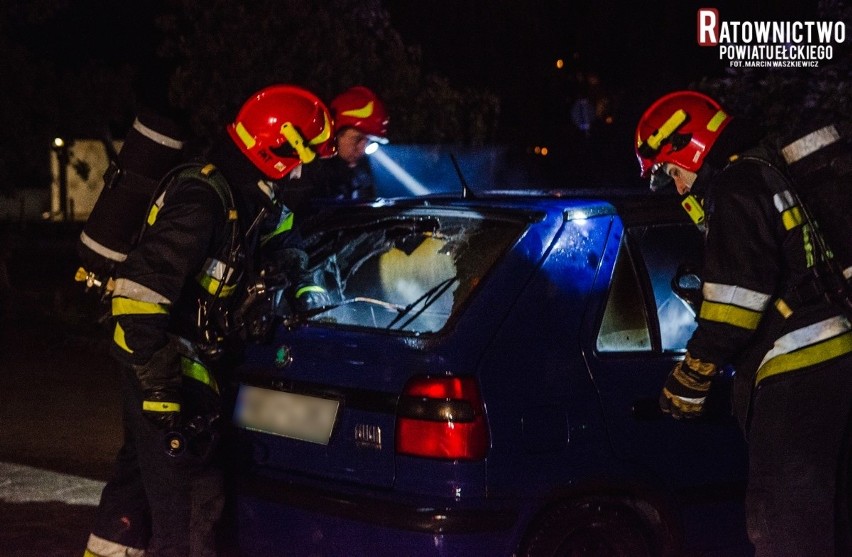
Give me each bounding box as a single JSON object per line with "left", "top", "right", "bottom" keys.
{"left": 729, "top": 154, "right": 852, "bottom": 319}
{"left": 173, "top": 163, "right": 237, "bottom": 222}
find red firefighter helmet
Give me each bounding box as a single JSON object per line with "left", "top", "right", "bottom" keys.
{"left": 330, "top": 86, "right": 389, "bottom": 143}
{"left": 635, "top": 90, "right": 732, "bottom": 182}
{"left": 227, "top": 84, "right": 334, "bottom": 180}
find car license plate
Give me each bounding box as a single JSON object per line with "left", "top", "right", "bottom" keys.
{"left": 234, "top": 384, "right": 339, "bottom": 445}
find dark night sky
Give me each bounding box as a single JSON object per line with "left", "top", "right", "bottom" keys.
{"left": 2, "top": 0, "right": 829, "bottom": 188}
{"left": 382, "top": 0, "right": 823, "bottom": 183}
{"left": 384, "top": 0, "right": 818, "bottom": 86}
{"left": 10, "top": 1, "right": 821, "bottom": 127}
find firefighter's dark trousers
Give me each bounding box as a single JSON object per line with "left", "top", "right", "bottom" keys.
{"left": 90, "top": 364, "right": 224, "bottom": 557}
{"left": 746, "top": 356, "right": 852, "bottom": 557}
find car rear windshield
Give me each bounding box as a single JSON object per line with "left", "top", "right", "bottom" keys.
{"left": 299, "top": 208, "right": 528, "bottom": 334}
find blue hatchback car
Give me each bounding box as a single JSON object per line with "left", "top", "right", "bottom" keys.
{"left": 232, "top": 190, "right": 752, "bottom": 557}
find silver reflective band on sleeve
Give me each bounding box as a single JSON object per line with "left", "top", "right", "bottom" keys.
{"left": 759, "top": 315, "right": 852, "bottom": 369}
{"left": 85, "top": 532, "right": 146, "bottom": 557}
{"left": 781, "top": 125, "right": 840, "bottom": 164}
{"left": 133, "top": 118, "right": 185, "bottom": 150}
{"left": 677, "top": 395, "right": 707, "bottom": 405}
{"left": 112, "top": 278, "right": 172, "bottom": 304}
{"left": 201, "top": 258, "right": 234, "bottom": 282}
{"left": 79, "top": 230, "right": 128, "bottom": 263}
{"left": 702, "top": 282, "right": 772, "bottom": 312}
{"left": 773, "top": 190, "right": 796, "bottom": 212}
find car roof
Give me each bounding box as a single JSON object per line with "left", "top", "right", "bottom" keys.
{"left": 355, "top": 188, "right": 693, "bottom": 227}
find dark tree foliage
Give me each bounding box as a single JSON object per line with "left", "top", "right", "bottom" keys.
{"left": 0, "top": 1, "right": 148, "bottom": 194}
{"left": 0, "top": 0, "right": 500, "bottom": 194}
{"left": 1, "top": 0, "right": 850, "bottom": 195}
{"left": 697, "top": 0, "right": 852, "bottom": 145}
{"left": 157, "top": 0, "right": 500, "bottom": 150}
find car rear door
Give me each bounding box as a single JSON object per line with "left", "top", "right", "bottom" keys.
{"left": 583, "top": 214, "right": 748, "bottom": 495}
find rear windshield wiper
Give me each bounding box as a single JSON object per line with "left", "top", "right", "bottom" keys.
{"left": 385, "top": 276, "right": 459, "bottom": 331}
{"left": 286, "top": 276, "right": 458, "bottom": 330}
{"left": 297, "top": 297, "right": 406, "bottom": 321}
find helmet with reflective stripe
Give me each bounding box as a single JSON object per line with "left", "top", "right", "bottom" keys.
{"left": 330, "top": 86, "right": 389, "bottom": 143}
{"left": 227, "top": 85, "right": 334, "bottom": 180}
{"left": 635, "top": 90, "right": 732, "bottom": 180}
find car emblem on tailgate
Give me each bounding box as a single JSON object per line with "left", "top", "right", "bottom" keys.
{"left": 354, "top": 424, "right": 382, "bottom": 450}
{"left": 274, "top": 345, "right": 293, "bottom": 368}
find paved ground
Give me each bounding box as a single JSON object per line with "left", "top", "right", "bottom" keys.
{"left": 0, "top": 225, "right": 243, "bottom": 555}
{"left": 0, "top": 314, "right": 120, "bottom": 555}
{"left": 0, "top": 223, "right": 114, "bottom": 553}
{"left": 0, "top": 320, "right": 246, "bottom": 556}
{"left": 0, "top": 501, "right": 99, "bottom": 557}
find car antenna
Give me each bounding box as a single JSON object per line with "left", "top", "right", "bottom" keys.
{"left": 450, "top": 153, "right": 474, "bottom": 198}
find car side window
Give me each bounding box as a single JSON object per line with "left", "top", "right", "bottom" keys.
{"left": 596, "top": 223, "right": 704, "bottom": 353}
{"left": 596, "top": 242, "right": 652, "bottom": 352}
{"left": 630, "top": 223, "right": 703, "bottom": 351}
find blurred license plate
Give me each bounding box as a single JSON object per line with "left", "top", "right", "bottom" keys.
{"left": 235, "top": 384, "right": 339, "bottom": 445}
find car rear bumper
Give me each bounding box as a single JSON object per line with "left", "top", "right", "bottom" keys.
{"left": 238, "top": 471, "right": 518, "bottom": 535}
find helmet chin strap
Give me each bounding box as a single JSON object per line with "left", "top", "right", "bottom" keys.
{"left": 256, "top": 164, "right": 303, "bottom": 204}
{"left": 256, "top": 179, "right": 276, "bottom": 202}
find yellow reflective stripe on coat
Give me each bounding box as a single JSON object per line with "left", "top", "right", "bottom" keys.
{"left": 772, "top": 191, "right": 805, "bottom": 230}
{"left": 195, "top": 274, "right": 236, "bottom": 297}
{"left": 261, "top": 211, "right": 294, "bottom": 245}
{"left": 113, "top": 322, "right": 132, "bottom": 354}
{"left": 147, "top": 190, "right": 167, "bottom": 226}
{"left": 142, "top": 400, "right": 181, "bottom": 412}
{"left": 296, "top": 284, "right": 326, "bottom": 298}
{"left": 756, "top": 315, "right": 852, "bottom": 384}
{"left": 699, "top": 282, "right": 770, "bottom": 330}
{"left": 195, "top": 257, "right": 237, "bottom": 296}
{"left": 111, "top": 296, "right": 169, "bottom": 354}
{"left": 802, "top": 224, "right": 816, "bottom": 268}
{"left": 181, "top": 356, "right": 220, "bottom": 394}
{"left": 700, "top": 301, "right": 763, "bottom": 330}
{"left": 781, "top": 206, "right": 804, "bottom": 230}
{"left": 756, "top": 331, "right": 852, "bottom": 385}
{"left": 112, "top": 297, "right": 168, "bottom": 316}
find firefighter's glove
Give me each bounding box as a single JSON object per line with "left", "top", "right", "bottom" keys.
{"left": 294, "top": 283, "right": 330, "bottom": 313}
{"left": 132, "top": 341, "right": 183, "bottom": 430}
{"left": 264, "top": 248, "right": 310, "bottom": 287}
{"left": 659, "top": 352, "right": 717, "bottom": 419}
{"left": 142, "top": 387, "right": 182, "bottom": 430}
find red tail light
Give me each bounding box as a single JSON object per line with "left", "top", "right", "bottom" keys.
{"left": 395, "top": 376, "right": 489, "bottom": 460}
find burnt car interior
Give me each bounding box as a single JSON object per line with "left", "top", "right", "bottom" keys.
{"left": 297, "top": 209, "right": 526, "bottom": 333}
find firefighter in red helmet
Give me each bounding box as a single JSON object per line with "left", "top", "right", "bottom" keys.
{"left": 636, "top": 90, "right": 852, "bottom": 557}
{"left": 303, "top": 85, "right": 389, "bottom": 201}
{"left": 84, "top": 85, "right": 334, "bottom": 557}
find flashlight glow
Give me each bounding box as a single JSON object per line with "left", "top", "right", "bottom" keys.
{"left": 370, "top": 148, "right": 430, "bottom": 196}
